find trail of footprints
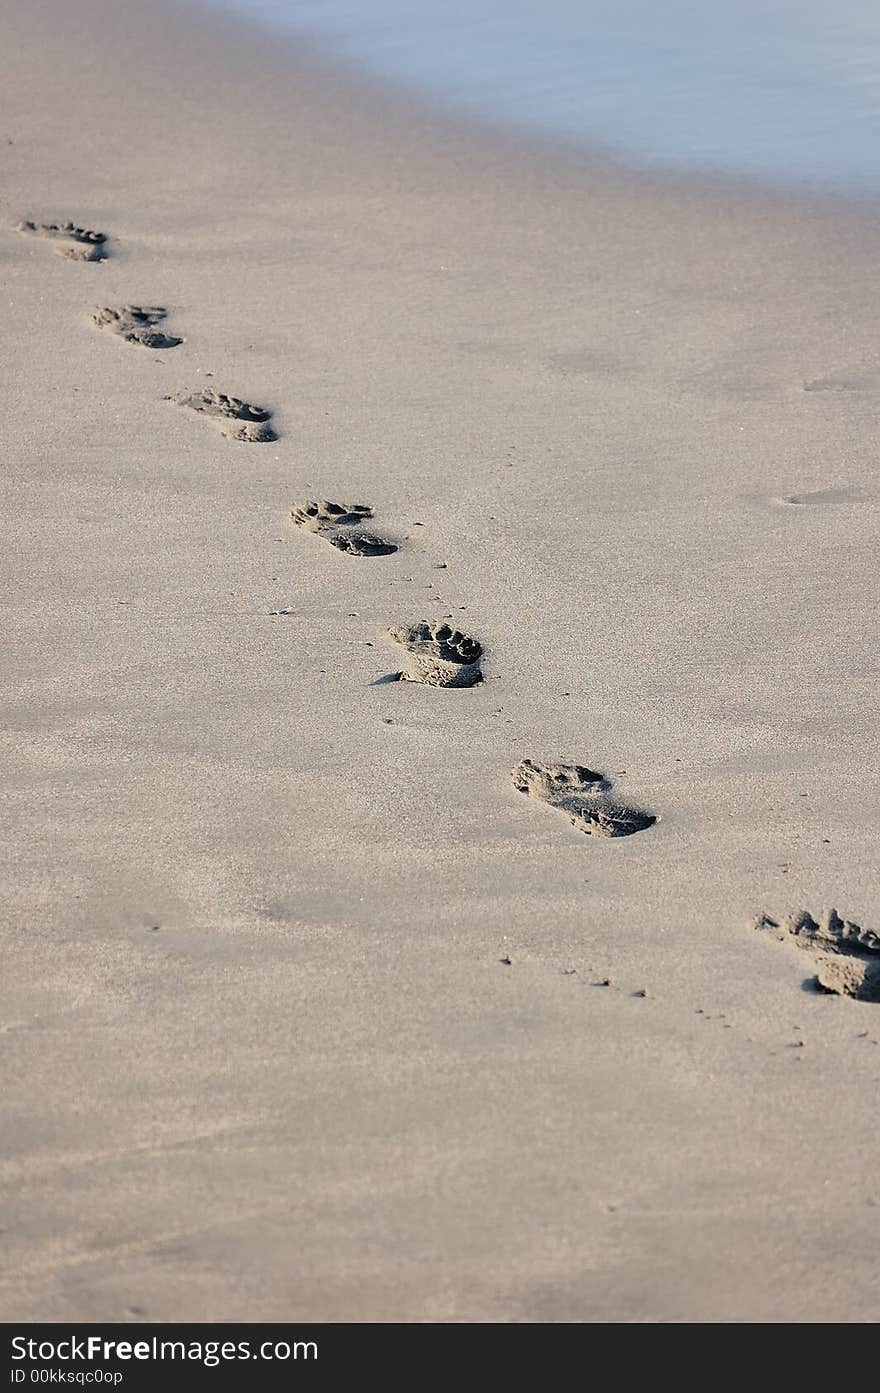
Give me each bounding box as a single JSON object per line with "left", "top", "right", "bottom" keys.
{"left": 21, "top": 213, "right": 876, "bottom": 1004}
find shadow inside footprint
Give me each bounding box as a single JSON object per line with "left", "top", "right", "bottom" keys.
{"left": 94, "top": 305, "right": 183, "bottom": 349}
{"left": 167, "top": 389, "right": 277, "bottom": 442}
{"left": 388, "top": 621, "right": 483, "bottom": 687}
{"left": 291, "top": 500, "right": 398, "bottom": 557}
{"left": 330, "top": 534, "right": 397, "bottom": 557}
{"left": 17, "top": 219, "right": 108, "bottom": 261}
{"left": 513, "top": 758, "right": 656, "bottom": 839}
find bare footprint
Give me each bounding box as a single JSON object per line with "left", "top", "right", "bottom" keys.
{"left": 803, "top": 375, "right": 872, "bottom": 393}
{"left": 94, "top": 305, "right": 183, "bottom": 349}
{"left": 166, "top": 389, "right": 277, "bottom": 442}
{"left": 513, "top": 758, "right": 656, "bottom": 838}
{"left": 17, "top": 219, "right": 108, "bottom": 262}
{"left": 387, "top": 621, "right": 483, "bottom": 687}
{"left": 292, "top": 500, "right": 398, "bottom": 556}
{"left": 777, "top": 486, "right": 863, "bottom": 507}
{"left": 755, "top": 908, "right": 880, "bottom": 1002}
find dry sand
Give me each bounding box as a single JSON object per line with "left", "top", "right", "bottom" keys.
{"left": 2, "top": 0, "right": 879, "bottom": 1322}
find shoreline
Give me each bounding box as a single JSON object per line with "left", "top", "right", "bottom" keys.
{"left": 184, "top": 0, "right": 880, "bottom": 214}
{"left": 2, "top": 0, "right": 879, "bottom": 1322}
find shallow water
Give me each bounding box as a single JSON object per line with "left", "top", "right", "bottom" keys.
{"left": 202, "top": 0, "right": 880, "bottom": 194}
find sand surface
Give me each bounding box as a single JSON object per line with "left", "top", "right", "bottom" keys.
{"left": 2, "top": 0, "right": 879, "bottom": 1322}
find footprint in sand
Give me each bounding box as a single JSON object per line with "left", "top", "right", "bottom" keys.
{"left": 166, "top": 389, "right": 277, "bottom": 442}
{"left": 94, "top": 305, "right": 183, "bottom": 349}
{"left": 17, "top": 219, "right": 108, "bottom": 261}
{"left": 387, "top": 621, "right": 483, "bottom": 687}
{"left": 292, "top": 500, "right": 398, "bottom": 556}
{"left": 777, "top": 486, "right": 863, "bottom": 508}
{"left": 802, "top": 375, "right": 872, "bottom": 393}
{"left": 513, "top": 759, "right": 656, "bottom": 838}
{"left": 754, "top": 908, "right": 880, "bottom": 1002}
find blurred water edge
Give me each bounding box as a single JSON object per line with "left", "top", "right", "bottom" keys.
{"left": 196, "top": 0, "right": 880, "bottom": 195}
